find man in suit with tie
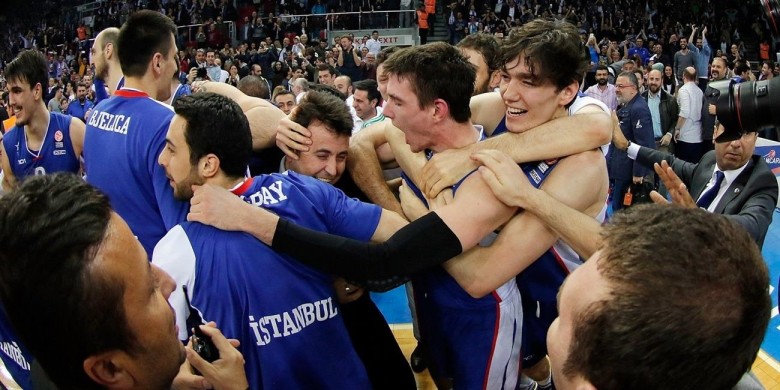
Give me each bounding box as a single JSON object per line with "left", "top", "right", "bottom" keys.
{"left": 622, "top": 120, "right": 778, "bottom": 247}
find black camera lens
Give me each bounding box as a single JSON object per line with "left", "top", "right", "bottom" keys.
{"left": 712, "top": 77, "right": 780, "bottom": 142}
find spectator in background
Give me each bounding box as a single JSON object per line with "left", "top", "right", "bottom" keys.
{"left": 65, "top": 82, "right": 93, "bottom": 123}
{"left": 585, "top": 65, "right": 618, "bottom": 111}
{"left": 273, "top": 89, "right": 296, "bottom": 115}
{"left": 675, "top": 67, "right": 704, "bottom": 163}
{"left": 48, "top": 87, "right": 63, "bottom": 113}
{"left": 663, "top": 64, "right": 678, "bottom": 95}
{"left": 688, "top": 26, "right": 712, "bottom": 91}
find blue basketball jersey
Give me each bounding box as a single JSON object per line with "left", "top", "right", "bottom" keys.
{"left": 2, "top": 112, "right": 79, "bottom": 180}
{"left": 153, "top": 172, "right": 380, "bottom": 389}
{"left": 0, "top": 306, "right": 33, "bottom": 389}
{"left": 83, "top": 89, "right": 188, "bottom": 257}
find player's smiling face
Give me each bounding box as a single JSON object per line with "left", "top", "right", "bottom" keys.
{"left": 158, "top": 115, "right": 204, "bottom": 201}
{"left": 6, "top": 77, "right": 41, "bottom": 127}
{"left": 499, "top": 55, "right": 574, "bottom": 134}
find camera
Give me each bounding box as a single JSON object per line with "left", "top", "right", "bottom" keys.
{"left": 709, "top": 77, "right": 780, "bottom": 142}
{"left": 711, "top": 0, "right": 780, "bottom": 142}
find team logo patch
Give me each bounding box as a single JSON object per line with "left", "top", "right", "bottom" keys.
{"left": 54, "top": 130, "right": 64, "bottom": 142}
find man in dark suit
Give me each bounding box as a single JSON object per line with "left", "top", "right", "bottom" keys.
{"left": 609, "top": 71, "right": 656, "bottom": 212}
{"left": 623, "top": 121, "right": 778, "bottom": 247}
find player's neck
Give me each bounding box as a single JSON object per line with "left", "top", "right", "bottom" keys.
{"left": 106, "top": 65, "right": 123, "bottom": 94}
{"left": 25, "top": 103, "right": 49, "bottom": 137}
{"left": 123, "top": 76, "right": 161, "bottom": 100}
{"left": 429, "top": 120, "right": 479, "bottom": 153}
{"left": 210, "top": 174, "right": 247, "bottom": 192}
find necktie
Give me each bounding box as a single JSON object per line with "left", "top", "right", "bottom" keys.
{"left": 696, "top": 170, "right": 725, "bottom": 209}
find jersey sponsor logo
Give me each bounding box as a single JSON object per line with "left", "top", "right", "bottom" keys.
{"left": 0, "top": 341, "right": 30, "bottom": 371}
{"left": 635, "top": 119, "right": 643, "bottom": 129}
{"left": 241, "top": 180, "right": 288, "bottom": 206}
{"left": 17, "top": 159, "right": 26, "bottom": 165}
{"left": 53, "top": 149, "right": 66, "bottom": 156}
{"left": 54, "top": 130, "right": 63, "bottom": 142}
{"left": 87, "top": 109, "right": 131, "bottom": 135}
{"left": 55, "top": 141, "right": 64, "bottom": 148}
{"left": 247, "top": 296, "right": 339, "bottom": 346}
{"left": 529, "top": 170, "right": 542, "bottom": 185}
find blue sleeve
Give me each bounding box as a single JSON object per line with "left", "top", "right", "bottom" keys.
{"left": 147, "top": 118, "right": 189, "bottom": 230}
{"left": 94, "top": 78, "right": 109, "bottom": 104}
{"left": 325, "top": 183, "right": 382, "bottom": 241}
{"left": 632, "top": 104, "right": 656, "bottom": 178}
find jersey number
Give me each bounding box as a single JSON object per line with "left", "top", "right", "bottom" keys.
{"left": 34, "top": 167, "right": 46, "bottom": 176}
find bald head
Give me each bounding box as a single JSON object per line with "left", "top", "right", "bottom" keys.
{"left": 683, "top": 66, "right": 697, "bottom": 82}
{"left": 92, "top": 27, "right": 120, "bottom": 81}
{"left": 647, "top": 69, "right": 663, "bottom": 93}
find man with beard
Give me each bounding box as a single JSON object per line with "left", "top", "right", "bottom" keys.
{"left": 673, "top": 37, "right": 696, "bottom": 84}
{"left": 585, "top": 65, "right": 618, "bottom": 111}
{"left": 65, "top": 82, "right": 94, "bottom": 122}
{"left": 0, "top": 50, "right": 84, "bottom": 192}
{"left": 608, "top": 71, "right": 655, "bottom": 212}
{"left": 641, "top": 69, "right": 679, "bottom": 153}
{"left": 91, "top": 27, "right": 125, "bottom": 103}
{"left": 457, "top": 33, "right": 501, "bottom": 95}
{"left": 702, "top": 57, "right": 728, "bottom": 152}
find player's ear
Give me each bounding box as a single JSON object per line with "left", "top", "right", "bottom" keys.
{"left": 200, "top": 154, "right": 220, "bottom": 178}
{"left": 557, "top": 81, "right": 579, "bottom": 106}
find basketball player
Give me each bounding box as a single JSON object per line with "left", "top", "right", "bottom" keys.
{"left": 90, "top": 27, "right": 124, "bottom": 103}
{"left": 84, "top": 11, "right": 283, "bottom": 257}
{"left": 0, "top": 50, "right": 84, "bottom": 192}
{"left": 188, "top": 34, "right": 608, "bottom": 389}
{"left": 153, "top": 92, "right": 410, "bottom": 388}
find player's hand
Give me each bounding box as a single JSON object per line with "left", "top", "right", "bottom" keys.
{"left": 632, "top": 176, "right": 643, "bottom": 184}
{"left": 660, "top": 133, "right": 672, "bottom": 146}
{"left": 650, "top": 161, "right": 696, "bottom": 207}
{"left": 276, "top": 114, "right": 311, "bottom": 160}
{"left": 185, "top": 324, "right": 248, "bottom": 390}
{"left": 399, "top": 178, "right": 429, "bottom": 222}
{"left": 471, "top": 149, "right": 534, "bottom": 208}
{"left": 188, "top": 184, "right": 255, "bottom": 231}
{"left": 674, "top": 128, "right": 680, "bottom": 142}
{"left": 708, "top": 103, "right": 716, "bottom": 115}
{"left": 421, "top": 147, "right": 477, "bottom": 198}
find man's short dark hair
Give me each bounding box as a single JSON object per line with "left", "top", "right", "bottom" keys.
{"left": 457, "top": 33, "right": 501, "bottom": 73}
{"left": 353, "top": 79, "right": 380, "bottom": 105}
{"left": 382, "top": 42, "right": 474, "bottom": 123}
{"left": 316, "top": 63, "right": 337, "bottom": 76}
{"left": 501, "top": 19, "right": 589, "bottom": 91}
{"left": 309, "top": 83, "right": 347, "bottom": 101}
{"left": 595, "top": 64, "right": 609, "bottom": 73}
{"left": 6, "top": 50, "right": 48, "bottom": 91}
{"left": 173, "top": 93, "right": 252, "bottom": 178}
{"left": 117, "top": 10, "right": 177, "bottom": 77}
{"left": 237, "top": 75, "right": 270, "bottom": 99}
{"left": 565, "top": 205, "right": 770, "bottom": 390}
{"left": 376, "top": 46, "right": 400, "bottom": 67}
{"left": 0, "top": 174, "right": 136, "bottom": 390}
{"left": 291, "top": 90, "right": 353, "bottom": 137}
{"left": 273, "top": 89, "right": 295, "bottom": 102}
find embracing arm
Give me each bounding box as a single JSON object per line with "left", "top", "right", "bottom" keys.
{"left": 347, "top": 121, "right": 405, "bottom": 214}
{"left": 445, "top": 150, "right": 608, "bottom": 297}
{"left": 0, "top": 140, "right": 17, "bottom": 192}
{"left": 421, "top": 105, "right": 611, "bottom": 197}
